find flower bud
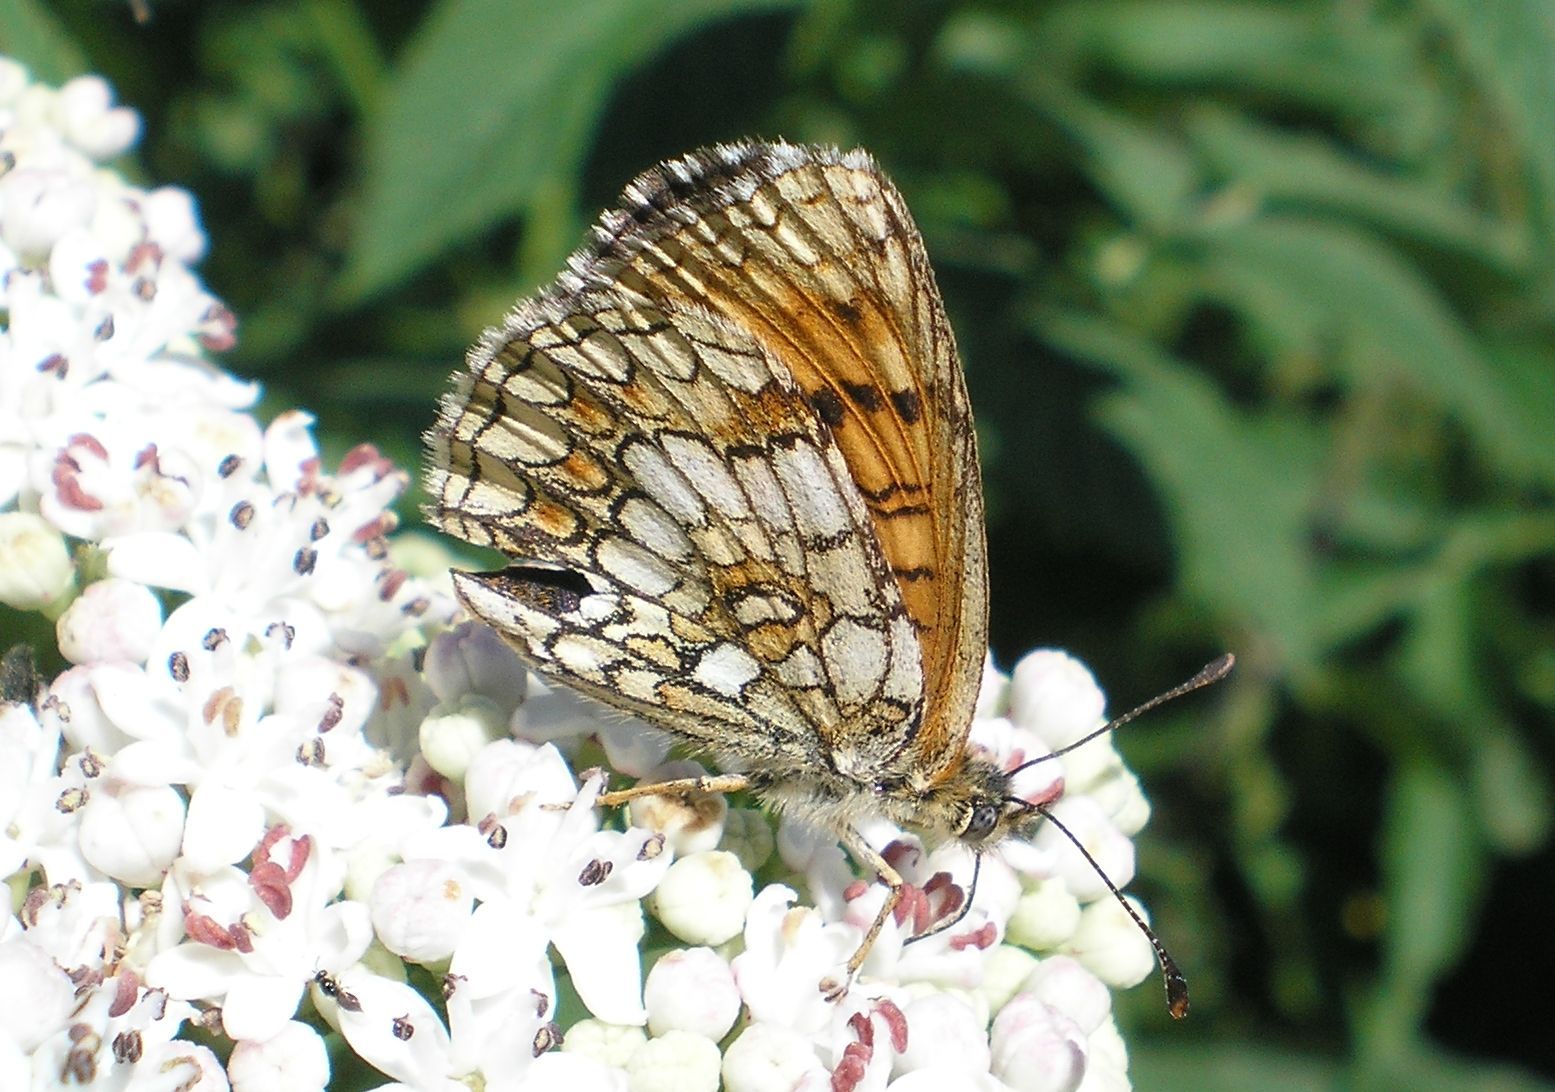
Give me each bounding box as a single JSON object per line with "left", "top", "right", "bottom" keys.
{"left": 422, "top": 621, "right": 527, "bottom": 710}
{"left": 978, "top": 944, "right": 1039, "bottom": 1014}
{"left": 1006, "top": 877, "right": 1082, "bottom": 951}
{"left": 370, "top": 859, "right": 473, "bottom": 963}
{"left": 56, "top": 577, "right": 162, "bottom": 664}
{"left": 226, "top": 1021, "right": 330, "bottom": 1092}
{"left": 56, "top": 76, "right": 140, "bottom": 159}
{"left": 719, "top": 807, "right": 775, "bottom": 873}
{"left": 895, "top": 992, "right": 990, "bottom": 1075}
{"left": 625, "top": 1029, "right": 721, "bottom": 1092}
{"left": 418, "top": 694, "right": 508, "bottom": 782}
{"left": 721, "top": 1023, "right": 825, "bottom": 1092}
{"left": 0, "top": 512, "right": 74, "bottom": 611}
{"left": 1064, "top": 896, "right": 1156, "bottom": 990}
{"left": 989, "top": 994, "right": 1087, "bottom": 1092}
{"left": 644, "top": 947, "right": 740, "bottom": 1040}
{"left": 562, "top": 1019, "right": 647, "bottom": 1068}
{"left": 647, "top": 851, "right": 753, "bottom": 946}
{"left": 1033, "top": 798, "right": 1134, "bottom": 903}
{"left": 1008, "top": 650, "right": 1105, "bottom": 750}
{"left": 78, "top": 782, "right": 185, "bottom": 886}
{"left": 1020, "top": 955, "right": 1111, "bottom": 1034}
{"left": 0, "top": 166, "right": 97, "bottom": 256}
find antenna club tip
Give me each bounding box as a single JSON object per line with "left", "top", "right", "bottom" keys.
{"left": 1163, "top": 962, "right": 1190, "bottom": 1019}
{"left": 1201, "top": 652, "right": 1235, "bottom": 683}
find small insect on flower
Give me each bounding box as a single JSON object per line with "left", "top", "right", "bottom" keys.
{"left": 425, "top": 141, "right": 1230, "bottom": 1010}
{"left": 313, "top": 970, "right": 361, "bottom": 1013}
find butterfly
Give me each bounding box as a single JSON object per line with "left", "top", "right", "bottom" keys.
{"left": 424, "top": 141, "right": 1214, "bottom": 1010}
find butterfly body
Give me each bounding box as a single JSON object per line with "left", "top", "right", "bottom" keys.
{"left": 428, "top": 142, "right": 1035, "bottom": 984}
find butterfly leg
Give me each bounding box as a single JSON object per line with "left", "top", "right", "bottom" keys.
{"left": 819, "top": 830, "right": 904, "bottom": 1001}
{"left": 596, "top": 773, "right": 751, "bottom": 808}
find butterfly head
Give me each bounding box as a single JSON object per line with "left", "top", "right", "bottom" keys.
{"left": 890, "top": 753, "right": 1045, "bottom": 854}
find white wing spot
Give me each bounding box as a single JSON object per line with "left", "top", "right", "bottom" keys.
{"left": 662, "top": 434, "right": 752, "bottom": 521}
{"left": 731, "top": 591, "right": 800, "bottom": 626}
{"left": 883, "top": 613, "right": 923, "bottom": 703}
{"left": 693, "top": 642, "right": 761, "bottom": 698}
{"left": 821, "top": 617, "right": 887, "bottom": 708}
{"left": 772, "top": 644, "right": 825, "bottom": 690}
{"left": 731, "top": 454, "right": 793, "bottom": 531}
{"left": 623, "top": 442, "right": 706, "bottom": 527}
{"left": 552, "top": 633, "right": 614, "bottom": 681}
{"left": 771, "top": 441, "right": 849, "bottom": 538}
{"left": 619, "top": 497, "right": 694, "bottom": 561}
{"left": 596, "top": 537, "right": 680, "bottom": 597}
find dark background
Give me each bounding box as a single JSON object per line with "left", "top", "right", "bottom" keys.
{"left": 7, "top": 1, "right": 1553, "bottom": 1087}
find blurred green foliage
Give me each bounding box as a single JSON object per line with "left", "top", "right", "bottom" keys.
{"left": 8, "top": 0, "right": 1554, "bottom": 1087}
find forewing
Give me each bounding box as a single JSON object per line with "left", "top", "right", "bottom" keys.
{"left": 563, "top": 142, "right": 988, "bottom": 770}
{"left": 425, "top": 288, "right": 924, "bottom": 774}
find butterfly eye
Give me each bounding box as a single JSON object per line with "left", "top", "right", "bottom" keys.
{"left": 963, "top": 803, "right": 1000, "bottom": 843}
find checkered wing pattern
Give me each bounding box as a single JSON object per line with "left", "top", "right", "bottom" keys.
{"left": 425, "top": 142, "right": 986, "bottom": 785}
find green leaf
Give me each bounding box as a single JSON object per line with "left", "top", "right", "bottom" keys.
{"left": 0, "top": 0, "right": 87, "bottom": 83}
{"left": 1131, "top": 1042, "right": 1338, "bottom": 1091}
{"left": 1036, "top": 308, "right": 1325, "bottom": 671}
{"left": 1194, "top": 216, "right": 1555, "bottom": 484}
{"left": 340, "top": 0, "right": 804, "bottom": 303}
{"left": 1471, "top": 727, "right": 1553, "bottom": 856}
{"left": 1364, "top": 761, "right": 1484, "bottom": 1057}
{"left": 1184, "top": 106, "right": 1529, "bottom": 275}
{"left": 1042, "top": 0, "right": 1424, "bottom": 122}
{"left": 1016, "top": 76, "right": 1198, "bottom": 231}
{"left": 1425, "top": 0, "right": 1555, "bottom": 245}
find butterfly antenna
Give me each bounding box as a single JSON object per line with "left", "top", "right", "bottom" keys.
{"left": 1038, "top": 803, "right": 1190, "bottom": 1018}
{"left": 1010, "top": 654, "right": 1234, "bottom": 776}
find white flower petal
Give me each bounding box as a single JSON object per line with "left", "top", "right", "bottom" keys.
{"left": 109, "top": 739, "right": 203, "bottom": 787}
{"left": 448, "top": 899, "right": 548, "bottom": 999}
{"left": 335, "top": 975, "right": 455, "bottom": 1090}
{"left": 182, "top": 782, "right": 266, "bottom": 871}
{"left": 221, "top": 973, "right": 305, "bottom": 1044}
{"left": 0, "top": 937, "right": 78, "bottom": 1052}
{"left": 146, "top": 943, "right": 246, "bottom": 1001}
{"left": 514, "top": 1051, "right": 629, "bottom": 1092}
{"left": 551, "top": 903, "right": 648, "bottom": 1025}
{"left": 103, "top": 530, "right": 210, "bottom": 593}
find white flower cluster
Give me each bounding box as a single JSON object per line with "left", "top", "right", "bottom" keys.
{"left": 0, "top": 59, "right": 1165, "bottom": 1092}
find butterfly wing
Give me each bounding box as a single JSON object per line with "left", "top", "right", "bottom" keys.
{"left": 564, "top": 142, "right": 988, "bottom": 775}
{"left": 426, "top": 285, "right": 926, "bottom": 780}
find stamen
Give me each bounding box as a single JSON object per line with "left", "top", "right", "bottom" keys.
{"left": 904, "top": 853, "right": 981, "bottom": 944}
